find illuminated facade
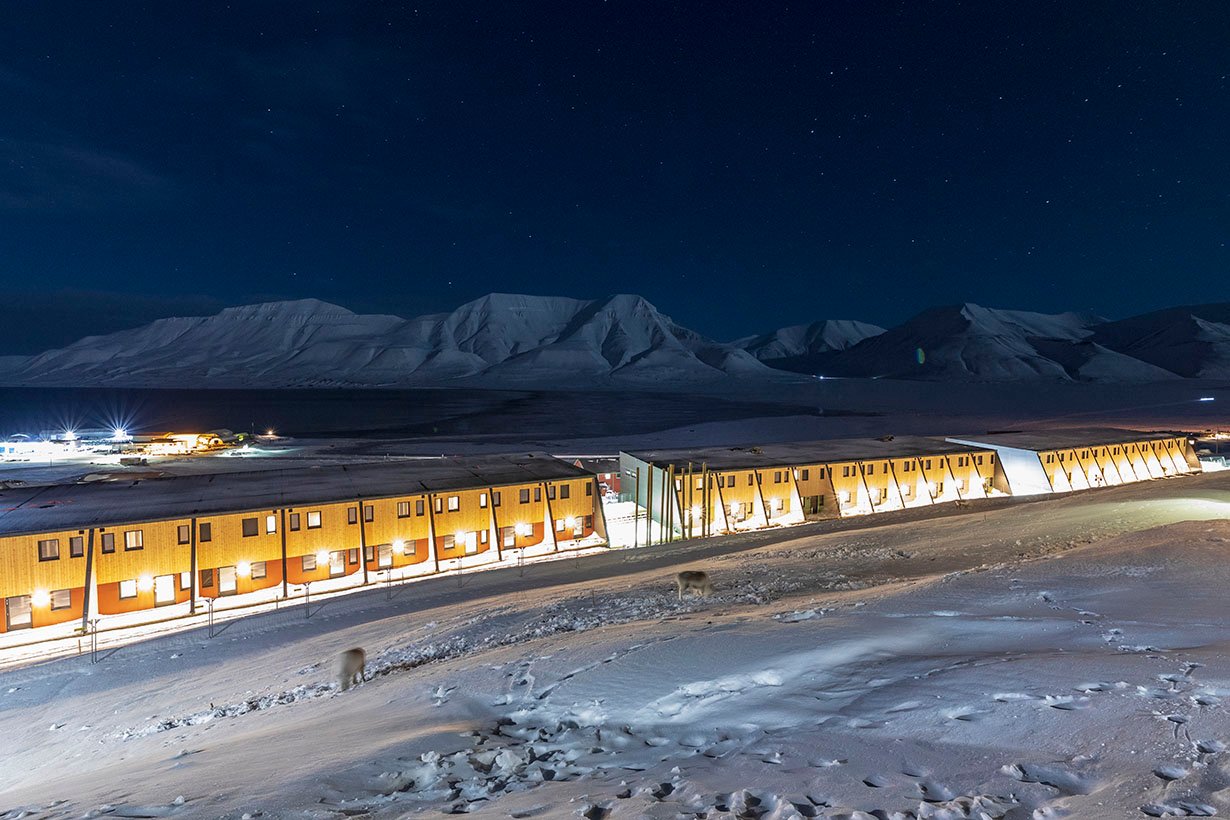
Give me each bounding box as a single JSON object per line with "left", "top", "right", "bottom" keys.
{"left": 0, "top": 454, "right": 606, "bottom": 634}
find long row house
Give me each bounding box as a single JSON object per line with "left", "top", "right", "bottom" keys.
{"left": 0, "top": 454, "right": 607, "bottom": 634}
{"left": 620, "top": 428, "right": 1198, "bottom": 539}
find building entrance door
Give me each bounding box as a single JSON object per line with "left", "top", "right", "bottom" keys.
{"left": 5, "top": 595, "right": 32, "bottom": 630}
{"left": 329, "top": 551, "right": 346, "bottom": 577}
{"left": 154, "top": 574, "right": 176, "bottom": 606}
{"left": 218, "top": 566, "right": 237, "bottom": 595}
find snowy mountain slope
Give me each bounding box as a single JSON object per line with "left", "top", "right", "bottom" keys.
{"left": 733, "top": 319, "right": 886, "bottom": 363}
{"left": 0, "top": 294, "right": 781, "bottom": 388}
{"left": 1090, "top": 303, "right": 1230, "bottom": 378}
{"left": 808, "top": 303, "right": 1110, "bottom": 381}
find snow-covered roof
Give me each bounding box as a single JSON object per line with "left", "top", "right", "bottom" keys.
{"left": 623, "top": 436, "right": 990, "bottom": 471}
{"left": 945, "top": 427, "right": 1180, "bottom": 452}
{"left": 0, "top": 453, "right": 592, "bottom": 537}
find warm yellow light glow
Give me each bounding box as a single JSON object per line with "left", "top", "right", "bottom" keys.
{"left": 690, "top": 505, "right": 700, "bottom": 519}
{"left": 137, "top": 574, "right": 153, "bottom": 592}
{"left": 31, "top": 589, "right": 50, "bottom": 608}
{"left": 315, "top": 550, "right": 329, "bottom": 565}
{"left": 564, "top": 516, "right": 577, "bottom": 529}
{"left": 236, "top": 561, "right": 252, "bottom": 577}
{"left": 392, "top": 538, "right": 406, "bottom": 554}
{"left": 515, "top": 522, "right": 531, "bottom": 536}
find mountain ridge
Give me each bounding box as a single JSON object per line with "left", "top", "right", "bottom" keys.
{"left": 1, "top": 295, "right": 1226, "bottom": 387}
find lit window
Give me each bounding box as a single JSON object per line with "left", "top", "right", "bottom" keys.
{"left": 442, "top": 534, "right": 455, "bottom": 550}
{"left": 177, "top": 525, "right": 190, "bottom": 545}
{"left": 301, "top": 554, "right": 317, "bottom": 571}
{"left": 124, "top": 530, "right": 143, "bottom": 551}
{"left": 50, "top": 589, "right": 71, "bottom": 611}
{"left": 307, "top": 511, "right": 322, "bottom": 529}
{"left": 119, "top": 579, "right": 138, "bottom": 599}
{"left": 363, "top": 505, "right": 374, "bottom": 522}
{"left": 416, "top": 499, "right": 425, "bottom": 516}
{"left": 251, "top": 561, "right": 267, "bottom": 579}
{"left": 289, "top": 512, "right": 301, "bottom": 531}
{"left": 448, "top": 496, "right": 460, "bottom": 512}
{"left": 37, "top": 538, "right": 60, "bottom": 561}
{"left": 347, "top": 507, "right": 358, "bottom": 525}
{"left": 180, "top": 571, "right": 191, "bottom": 590}
{"left": 69, "top": 535, "right": 84, "bottom": 557}
{"left": 397, "top": 501, "right": 410, "bottom": 518}
{"left": 266, "top": 515, "right": 277, "bottom": 534}
{"left": 480, "top": 493, "right": 488, "bottom": 508}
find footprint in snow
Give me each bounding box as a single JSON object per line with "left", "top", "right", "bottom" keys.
{"left": 1041, "top": 695, "right": 1090, "bottom": 711}
{"left": 1153, "top": 764, "right": 1188, "bottom": 781}
{"left": 1194, "top": 738, "right": 1226, "bottom": 754}
{"left": 1141, "top": 799, "right": 1217, "bottom": 816}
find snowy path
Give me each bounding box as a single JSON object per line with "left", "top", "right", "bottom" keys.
{"left": 4, "top": 472, "right": 1230, "bottom": 819}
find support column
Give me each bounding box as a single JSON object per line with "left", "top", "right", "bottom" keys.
{"left": 426, "top": 496, "right": 440, "bottom": 573}
{"left": 543, "top": 482, "right": 559, "bottom": 551}
{"left": 80, "top": 528, "right": 97, "bottom": 633}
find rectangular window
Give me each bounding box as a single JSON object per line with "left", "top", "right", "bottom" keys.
{"left": 301, "top": 554, "right": 316, "bottom": 572}
{"left": 801, "top": 469, "right": 809, "bottom": 481}
{"left": 397, "top": 501, "right": 411, "bottom": 518}
{"left": 747, "top": 474, "right": 754, "bottom": 486}
{"left": 480, "top": 530, "right": 488, "bottom": 544}
{"left": 534, "top": 487, "right": 542, "bottom": 502}
{"left": 242, "top": 517, "right": 259, "bottom": 537}
{"left": 347, "top": 507, "right": 358, "bottom": 525}
{"left": 177, "top": 524, "right": 191, "bottom": 545}
{"left": 199, "top": 522, "right": 212, "bottom": 542}
{"left": 70, "top": 535, "right": 84, "bottom": 558}
{"left": 37, "top": 538, "right": 60, "bottom": 561}
{"left": 555, "top": 519, "right": 565, "bottom": 532}
{"left": 447, "top": 495, "right": 459, "bottom": 511}
{"left": 773, "top": 471, "right": 781, "bottom": 483}
{"left": 585, "top": 515, "right": 593, "bottom": 529}
{"left": 348, "top": 548, "right": 359, "bottom": 565}
{"left": 101, "top": 532, "right": 115, "bottom": 553}
{"left": 925, "top": 459, "right": 932, "bottom": 470}
{"left": 364, "top": 544, "right": 374, "bottom": 562}
{"left": 119, "top": 579, "right": 137, "bottom": 599}
{"left": 180, "top": 571, "right": 191, "bottom": 590}
{"left": 842, "top": 466, "right": 850, "bottom": 478}
{"left": 363, "top": 505, "right": 374, "bottom": 522}
{"left": 977, "top": 455, "right": 984, "bottom": 464}
{"left": 289, "top": 512, "right": 301, "bottom": 531}
{"left": 124, "top": 530, "right": 143, "bottom": 551}
{"left": 585, "top": 483, "right": 592, "bottom": 496}
{"left": 378, "top": 543, "right": 393, "bottom": 568}
{"left": 561, "top": 484, "right": 570, "bottom": 499}
{"left": 520, "top": 488, "right": 530, "bottom": 504}
{"left": 493, "top": 491, "right": 501, "bottom": 507}
{"left": 266, "top": 514, "right": 277, "bottom": 534}
{"left": 501, "top": 526, "right": 515, "bottom": 547}
{"left": 548, "top": 485, "right": 557, "bottom": 500}
{"left": 307, "top": 511, "right": 322, "bottom": 529}
{"left": 442, "top": 534, "right": 455, "bottom": 550}
{"left": 867, "top": 464, "right": 875, "bottom": 475}
{"left": 415, "top": 499, "right": 425, "bottom": 516}
{"left": 480, "top": 492, "right": 488, "bottom": 508}
{"left": 200, "top": 568, "right": 214, "bottom": 588}
{"left": 251, "top": 561, "right": 267, "bottom": 580}
{"left": 434, "top": 497, "right": 443, "bottom": 514}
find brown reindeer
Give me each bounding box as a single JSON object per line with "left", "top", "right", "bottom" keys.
{"left": 339, "top": 647, "right": 366, "bottom": 691}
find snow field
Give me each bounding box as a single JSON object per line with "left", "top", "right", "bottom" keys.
{"left": 3, "top": 472, "right": 1230, "bottom": 818}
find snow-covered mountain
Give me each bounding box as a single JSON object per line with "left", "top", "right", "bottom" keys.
{"left": 1089, "top": 303, "right": 1230, "bottom": 379}
{"left": 0, "top": 295, "right": 782, "bottom": 388}
{"left": 803, "top": 303, "right": 1171, "bottom": 382}
{"left": 733, "top": 320, "right": 886, "bottom": 368}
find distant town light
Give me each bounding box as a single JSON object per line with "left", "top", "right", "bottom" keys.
{"left": 1199, "top": 397, "right": 1216, "bottom": 402}
{"left": 112, "top": 427, "right": 129, "bottom": 441}
{"left": 62, "top": 430, "right": 77, "bottom": 441}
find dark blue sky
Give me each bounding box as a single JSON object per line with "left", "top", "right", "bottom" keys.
{"left": 1, "top": 1, "right": 1227, "bottom": 353}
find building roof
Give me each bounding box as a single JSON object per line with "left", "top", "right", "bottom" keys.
{"left": 0, "top": 453, "right": 591, "bottom": 537}
{"left": 946, "top": 427, "right": 1179, "bottom": 452}
{"left": 623, "top": 435, "right": 990, "bottom": 471}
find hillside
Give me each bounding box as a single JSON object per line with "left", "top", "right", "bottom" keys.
{"left": 0, "top": 295, "right": 784, "bottom": 388}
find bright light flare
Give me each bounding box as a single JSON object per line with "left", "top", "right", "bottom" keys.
{"left": 31, "top": 589, "right": 51, "bottom": 608}
{"left": 236, "top": 561, "right": 252, "bottom": 577}
{"left": 137, "top": 574, "right": 153, "bottom": 592}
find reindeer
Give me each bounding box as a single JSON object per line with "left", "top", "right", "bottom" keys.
{"left": 675, "top": 570, "right": 713, "bottom": 601}
{"left": 339, "top": 647, "right": 366, "bottom": 691}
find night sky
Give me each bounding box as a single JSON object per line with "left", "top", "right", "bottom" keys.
{"left": 1, "top": 2, "right": 1227, "bottom": 353}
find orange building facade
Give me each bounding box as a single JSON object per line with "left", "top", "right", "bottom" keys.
{"left": 0, "top": 454, "right": 606, "bottom": 634}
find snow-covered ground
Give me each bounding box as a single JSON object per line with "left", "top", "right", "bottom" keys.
{"left": 4, "top": 472, "right": 1230, "bottom": 819}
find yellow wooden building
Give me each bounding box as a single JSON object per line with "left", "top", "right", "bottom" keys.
{"left": 945, "top": 428, "right": 1198, "bottom": 495}
{"left": 620, "top": 436, "right": 1005, "bottom": 538}
{"left": 0, "top": 454, "right": 606, "bottom": 634}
